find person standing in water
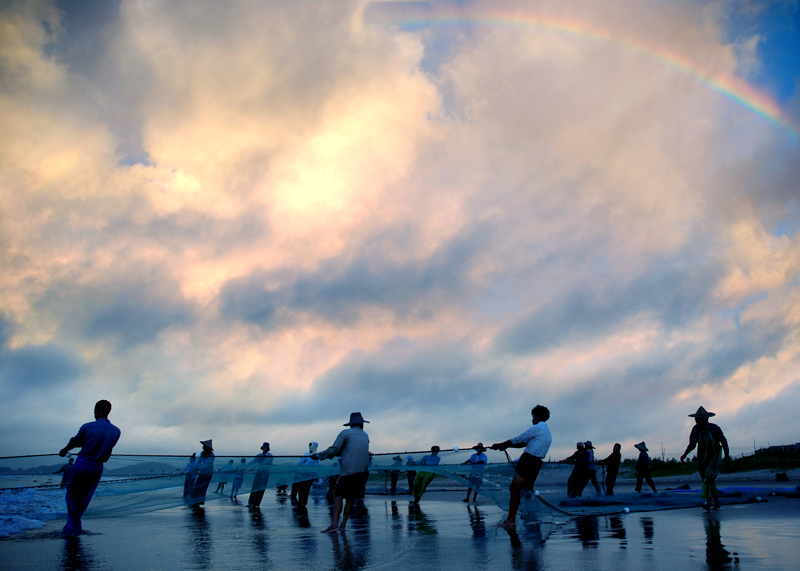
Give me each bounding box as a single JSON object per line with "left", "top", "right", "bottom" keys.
{"left": 491, "top": 404, "right": 552, "bottom": 528}
{"left": 58, "top": 399, "right": 121, "bottom": 536}
{"left": 247, "top": 442, "right": 273, "bottom": 508}
{"left": 313, "top": 412, "right": 371, "bottom": 533}
{"left": 680, "top": 406, "right": 730, "bottom": 511}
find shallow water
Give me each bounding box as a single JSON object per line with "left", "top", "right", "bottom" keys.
{"left": 1, "top": 491, "right": 799, "bottom": 570}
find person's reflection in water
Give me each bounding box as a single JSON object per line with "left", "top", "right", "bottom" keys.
{"left": 467, "top": 504, "right": 487, "bottom": 539}
{"left": 640, "top": 516, "right": 654, "bottom": 545}
{"left": 407, "top": 503, "right": 438, "bottom": 535}
{"left": 607, "top": 515, "right": 627, "bottom": 548}
{"left": 329, "top": 531, "right": 370, "bottom": 570}
{"left": 575, "top": 516, "right": 599, "bottom": 547}
{"left": 466, "top": 505, "right": 489, "bottom": 567}
{"left": 249, "top": 507, "right": 270, "bottom": 565}
{"left": 58, "top": 536, "right": 97, "bottom": 571}
{"left": 186, "top": 505, "right": 212, "bottom": 570}
{"left": 293, "top": 505, "right": 311, "bottom": 528}
{"left": 705, "top": 517, "right": 740, "bottom": 570}
{"left": 345, "top": 499, "right": 370, "bottom": 532}
{"left": 504, "top": 526, "right": 545, "bottom": 570}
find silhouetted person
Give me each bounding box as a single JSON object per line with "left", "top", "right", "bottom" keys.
{"left": 55, "top": 457, "right": 74, "bottom": 488}
{"left": 291, "top": 442, "right": 319, "bottom": 506}
{"left": 491, "top": 404, "right": 552, "bottom": 528}
{"left": 412, "top": 446, "right": 441, "bottom": 504}
{"left": 599, "top": 443, "right": 622, "bottom": 495}
{"left": 560, "top": 442, "right": 589, "bottom": 497}
{"left": 313, "top": 412, "right": 371, "bottom": 533}
{"left": 247, "top": 442, "right": 273, "bottom": 508}
{"left": 180, "top": 453, "right": 197, "bottom": 498}
{"left": 680, "top": 406, "right": 730, "bottom": 510}
{"left": 584, "top": 441, "right": 603, "bottom": 496}
{"left": 634, "top": 442, "right": 657, "bottom": 492}
{"left": 58, "top": 399, "right": 121, "bottom": 536}
{"left": 463, "top": 443, "right": 488, "bottom": 502}
{"left": 190, "top": 440, "right": 215, "bottom": 506}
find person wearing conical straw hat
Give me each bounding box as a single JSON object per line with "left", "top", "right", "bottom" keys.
{"left": 634, "top": 441, "right": 657, "bottom": 493}
{"left": 190, "top": 439, "right": 215, "bottom": 507}
{"left": 680, "top": 406, "right": 730, "bottom": 511}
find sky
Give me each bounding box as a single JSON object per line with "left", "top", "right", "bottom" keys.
{"left": 1, "top": 0, "right": 799, "bottom": 463}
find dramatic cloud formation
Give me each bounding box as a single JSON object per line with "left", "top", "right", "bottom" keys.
{"left": 1, "top": 0, "right": 799, "bottom": 461}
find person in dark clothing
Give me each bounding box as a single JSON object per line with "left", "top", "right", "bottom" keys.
{"left": 190, "top": 440, "right": 215, "bottom": 506}
{"left": 598, "top": 443, "right": 622, "bottom": 495}
{"left": 58, "top": 399, "right": 121, "bottom": 536}
{"left": 634, "top": 442, "right": 657, "bottom": 493}
{"left": 680, "top": 406, "right": 730, "bottom": 511}
{"left": 561, "top": 442, "right": 589, "bottom": 497}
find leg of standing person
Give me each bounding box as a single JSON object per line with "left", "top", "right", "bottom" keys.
{"left": 606, "top": 470, "right": 618, "bottom": 495}
{"left": 296, "top": 479, "right": 313, "bottom": 506}
{"left": 62, "top": 459, "right": 103, "bottom": 535}
{"left": 645, "top": 473, "right": 657, "bottom": 492}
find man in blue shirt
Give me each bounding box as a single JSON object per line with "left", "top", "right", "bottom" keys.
{"left": 59, "top": 400, "right": 121, "bottom": 536}
{"left": 463, "top": 443, "right": 488, "bottom": 502}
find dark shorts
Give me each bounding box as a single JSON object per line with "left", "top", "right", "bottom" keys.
{"left": 333, "top": 472, "right": 369, "bottom": 499}
{"left": 515, "top": 452, "right": 543, "bottom": 486}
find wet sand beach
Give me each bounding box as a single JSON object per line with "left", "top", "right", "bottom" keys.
{"left": 2, "top": 471, "right": 799, "bottom": 570}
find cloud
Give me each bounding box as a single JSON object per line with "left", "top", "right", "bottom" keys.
{"left": 0, "top": 0, "right": 799, "bottom": 460}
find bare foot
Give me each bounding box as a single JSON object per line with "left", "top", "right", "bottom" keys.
{"left": 497, "top": 520, "right": 516, "bottom": 528}
{"left": 320, "top": 526, "right": 341, "bottom": 534}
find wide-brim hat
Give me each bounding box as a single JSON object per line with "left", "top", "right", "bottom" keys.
{"left": 431, "top": 445, "right": 440, "bottom": 452}
{"left": 344, "top": 412, "right": 369, "bottom": 426}
{"left": 634, "top": 441, "right": 648, "bottom": 452}
{"left": 200, "top": 439, "right": 213, "bottom": 450}
{"left": 584, "top": 441, "right": 594, "bottom": 449}
{"left": 475, "top": 442, "right": 486, "bottom": 452}
{"left": 688, "top": 406, "right": 715, "bottom": 418}
{"left": 261, "top": 442, "right": 270, "bottom": 450}
{"left": 392, "top": 455, "right": 403, "bottom": 462}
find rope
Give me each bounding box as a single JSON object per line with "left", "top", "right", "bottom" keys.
{"left": 0, "top": 447, "right": 472, "bottom": 461}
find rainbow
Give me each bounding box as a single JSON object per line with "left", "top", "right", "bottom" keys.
{"left": 367, "top": 4, "right": 799, "bottom": 139}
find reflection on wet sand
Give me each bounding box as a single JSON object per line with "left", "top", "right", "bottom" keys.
{"left": 59, "top": 536, "right": 97, "bottom": 571}
{"left": 705, "top": 516, "right": 740, "bottom": 571}
{"left": 407, "top": 503, "right": 438, "bottom": 535}
{"left": 249, "top": 507, "right": 270, "bottom": 565}
{"left": 186, "top": 507, "right": 212, "bottom": 570}
{"left": 606, "top": 515, "right": 627, "bottom": 547}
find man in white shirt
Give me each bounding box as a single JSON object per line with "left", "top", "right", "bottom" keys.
{"left": 313, "top": 412, "right": 370, "bottom": 533}
{"left": 491, "top": 404, "right": 551, "bottom": 528}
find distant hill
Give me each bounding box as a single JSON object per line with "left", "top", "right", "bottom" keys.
{"left": 0, "top": 461, "right": 179, "bottom": 476}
